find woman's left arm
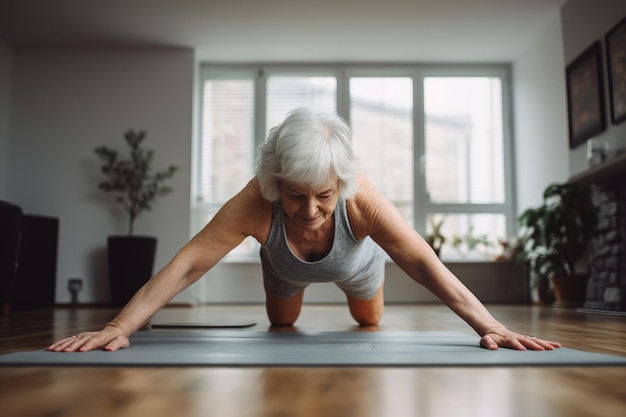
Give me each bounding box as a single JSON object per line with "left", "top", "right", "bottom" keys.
{"left": 351, "top": 175, "right": 560, "bottom": 351}
{"left": 403, "top": 252, "right": 560, "bottom": 351}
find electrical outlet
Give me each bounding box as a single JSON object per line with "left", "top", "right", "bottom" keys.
{"left": 68, "top": 278, "right": 83, "bottom": 304}
{"left": 68, "top": 278, "right": 83, "bottom": 291}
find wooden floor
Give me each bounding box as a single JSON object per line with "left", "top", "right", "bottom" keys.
{"left": 1, "top": 303, "right": 625, "bottom": 417}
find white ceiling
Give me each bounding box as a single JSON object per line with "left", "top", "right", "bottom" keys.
{"left": 0, "top": 0, "right": 566, "bottom": 62}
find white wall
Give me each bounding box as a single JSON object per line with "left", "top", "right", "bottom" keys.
{"left": 513, "top": 12, "right": 570, "bottom": 212}
{"left": 0, "top": 40, "right": 11, "bottom": 198}
{"left": 561, "top": 0, "right": 626, "bottom": 177}
{"left": 6, "top": 47, "right": 195, "bottom": 304}
{"left": 512, "top": 0, "right": 626, "bottom": 209}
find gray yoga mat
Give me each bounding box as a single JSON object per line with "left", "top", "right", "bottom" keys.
{"left": 150, "top": 321, "right": 257, "bottom": 329}
{"left": 2, "top": 331, "right": 625, "bottom": 367}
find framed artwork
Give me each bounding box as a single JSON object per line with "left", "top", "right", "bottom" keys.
{"left": 566, "top": 41, "right": 606, "bottom": 149}
{"left": 606, "top": 16, "right": 626, "bottom": 125}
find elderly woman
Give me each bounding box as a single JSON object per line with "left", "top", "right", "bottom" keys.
{"left": 49, "top": 108, "right": 560, "bottom": 353}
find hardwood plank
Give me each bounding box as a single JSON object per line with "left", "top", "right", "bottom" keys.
{"left": 0, "top": 304, "right": 624, "bottom": 417}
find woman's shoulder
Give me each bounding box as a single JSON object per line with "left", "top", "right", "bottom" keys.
{"left": 237, "top": 177, "right": 273, "bottom": 216}
{"left": 346, "top": 173, "right": 387, "bottom": 238}
{"left": 215, "top": 177, "right": 273, "bottom": 240}
{"left": 350, "top": 172, "right": 385, "bottom": 207}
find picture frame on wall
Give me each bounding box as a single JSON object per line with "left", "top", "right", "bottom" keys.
{"left": 566, "top": 41, "right": 606, "bottom": 149}
{"left": 606, "top": 16, "right": 626, "bottom": 125}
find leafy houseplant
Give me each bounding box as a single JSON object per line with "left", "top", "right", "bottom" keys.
{"left": 425, "top": 215, "right": 446, "bottom": 257}
{"left": 95, "top": 129, "right": 178, "bottom": 307}
{"left": 451, "top": 227, "right": 494, "bottom": 259}
{"left": 95, "top": 129, "right": 178, "bottom": 236}
{"left": 517, "top": 182, "right": 596, "bottom": 306}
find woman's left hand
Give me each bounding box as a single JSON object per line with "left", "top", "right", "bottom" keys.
{"left": 479, "top": 326, "right": 562, "bottom": 351}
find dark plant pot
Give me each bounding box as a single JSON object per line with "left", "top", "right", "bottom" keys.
{"left": 536, "top": 275, "right": 555, "bottom": 305}
{"left": 107, "top": 236, "right": 157, "bottom": 308}
{"left": 552, "top": 274, "right": 588, "bottom": 308}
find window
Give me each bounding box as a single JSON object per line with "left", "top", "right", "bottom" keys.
{"left": 350, "top": 77, "right": 414, "bottom": 226}
{"left": 424, "top": 77, "right": 504, "bottom": 204}
{"left": 195, "top": 65, "right": 515, "bottom": 261}
{"left": 266, "top": 75, "right": 337, "bottom": 131}
{"left": 194, "top": 75, "right": 256, "bottom": 257}
{"left": 421, "top": 75, "right": 512, "bottom": 260}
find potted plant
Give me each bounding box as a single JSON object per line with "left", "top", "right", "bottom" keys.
{"left": 95, "top": 129, "right": 178, "bottom": 307}
{"left": 451, "top": 227, "right": 494, "bottom": 260}
{"left": 517, "top": 182, "right": 596, "bottom": 307}
{"left": 425, "top": 215, "right": 446, "bottom": 257}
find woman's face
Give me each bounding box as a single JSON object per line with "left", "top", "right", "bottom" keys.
{"left": 278, "top": 175, "right": 339, "bottom": 232}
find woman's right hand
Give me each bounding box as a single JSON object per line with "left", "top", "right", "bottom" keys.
{"left": 47, "top": 323, "right": 130, "bottom": 352}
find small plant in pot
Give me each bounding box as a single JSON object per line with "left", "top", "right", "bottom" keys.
{"left": 425, "top": 215, "right": 446, "bottom": 257}
{"left": 95, "top": 129, "right": 178, "bottom": 307}
{"left": 517, "top": 182, "right": 596, "bottom": 307}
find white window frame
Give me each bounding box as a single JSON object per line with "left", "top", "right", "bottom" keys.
{"left": 414, "top": 65, "right": 517, "bottom": 239}
{"left": 195, "top": 63, "right": 516, "bottom": 261}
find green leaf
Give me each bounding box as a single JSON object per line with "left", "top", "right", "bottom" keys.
{"left": 95, "top": 129, "right": 178, "bottom": 235}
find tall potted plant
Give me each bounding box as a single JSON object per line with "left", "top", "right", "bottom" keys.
{"left": 95, "top": 129, "right": 178, "bottom": 307}
{"left": 517, "top": 182, "right": 596, "bottom": 307}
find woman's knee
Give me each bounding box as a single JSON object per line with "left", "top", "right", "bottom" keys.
{"left": 267, "top": 309, "right": 300, "bottom": 327}
{"left": 353, "top": 312, "right": 382, "bottom": 327}
{"left": 347, "top": 286, "right": 384, "bottom": 327}
{"left": 350, "top": 305, "right": 383, "bottom": 326}
{"left": 264, "top": 287, "right": 304, "bottom": 327}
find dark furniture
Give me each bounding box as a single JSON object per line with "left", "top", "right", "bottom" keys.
{"left": 0, "top": 202, "right": 22, "bottom": 315}
{"left": 0, "top": 202, "right": 58, "bottom": 314}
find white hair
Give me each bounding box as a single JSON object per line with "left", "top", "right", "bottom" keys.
{"left": 255, "top": 108, "right": 359, "bottom": 201}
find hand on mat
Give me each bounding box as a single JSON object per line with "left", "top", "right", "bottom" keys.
{"left": 479, "top": 327, "right": 562, "bottom": 351}
{"left": 47, "top": 324, "right": 130, "bottom": 352}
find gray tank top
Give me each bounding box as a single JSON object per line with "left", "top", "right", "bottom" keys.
{"left": 260, "top": 198, "right": 385, "bottom": 299}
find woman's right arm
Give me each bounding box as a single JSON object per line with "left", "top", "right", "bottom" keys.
{"left": 47, "top": 179, "right": 270, "bottom": 352}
